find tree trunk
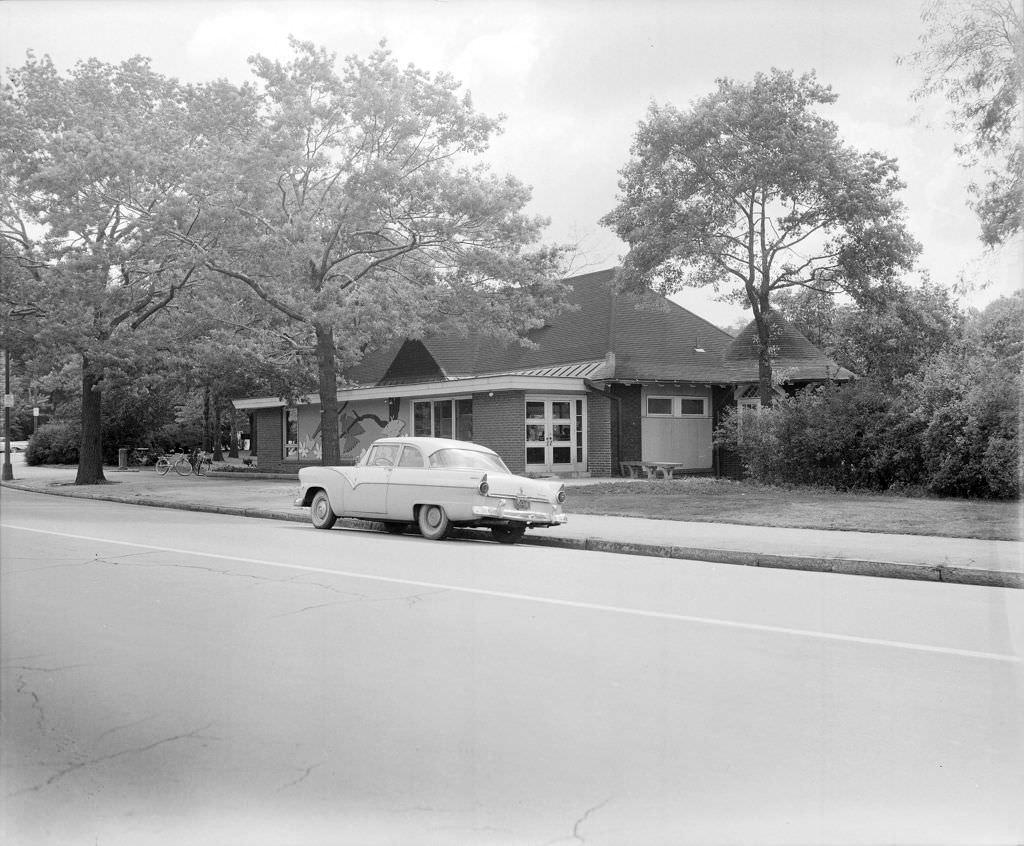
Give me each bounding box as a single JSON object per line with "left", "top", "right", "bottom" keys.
{"left": 228, "top": 409, "right": 239, "bottom": 459}
{"left": 202, "top": 384, "right": 212, "bottom": 452}
{"left": 315, "top": 322, "right": 341, "bottom": 465}
{"left": 75, "top": 356, "right": 106, "bottom": 485}
{"left": 212, "top": 394, "right": 224, "bottom": 461}
{"left": 754, "top": 308, "right": 774, "bottom": 407}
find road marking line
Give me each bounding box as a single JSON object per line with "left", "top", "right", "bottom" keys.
{"left": 4, "top": 523, "right": 1020, "bottom": 663}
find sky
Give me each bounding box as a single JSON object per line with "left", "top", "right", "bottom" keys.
{"left": 2, "top": 0, "right": 1021, "bottom": 328}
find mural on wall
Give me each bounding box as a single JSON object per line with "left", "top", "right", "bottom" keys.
{"left": 301, "top": 402, "right": 405, "bottom": 461}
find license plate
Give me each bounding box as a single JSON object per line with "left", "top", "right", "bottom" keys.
{"left": 514, "top": 497, "right": 530, "bottom": 510}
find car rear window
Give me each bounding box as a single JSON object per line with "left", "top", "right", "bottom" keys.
{"left": 428, "top": 448, "right": 508, "bottom": 472}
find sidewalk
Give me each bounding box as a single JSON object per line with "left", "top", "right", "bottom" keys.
{"left": 2, "top": 457, "right": 1021, "bottom": 589}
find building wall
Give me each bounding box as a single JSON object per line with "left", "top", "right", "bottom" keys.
{"left": 251, "top": 407, "right": 318, "bottom": 474}
{"left": 472, "top": 391, "right": 526, "bottom": 474}
{"left": 610, "top": 384, "right": 642, "bottom": 467}
{"left": 586, "top": 392, "right": 612, "bottom": 477}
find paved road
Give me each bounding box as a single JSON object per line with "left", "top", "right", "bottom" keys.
{"left": 2, "top": 488, "right": 1022, "bottom": 845}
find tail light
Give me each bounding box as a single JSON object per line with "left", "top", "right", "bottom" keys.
{"left": 478, "top": 474, "right": 489, "bottom": 495}
{"left": 556, "top": 486, "right": 566, "bottom": 504}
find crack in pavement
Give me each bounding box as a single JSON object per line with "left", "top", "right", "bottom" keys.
{"left": 543, "top": 797, "right": 614, "bottom": 846}
{"left": 94, "top": 714, "right": 157, "bottom": 742}
{"left": 276, "top": 759, "right": 327, "bottom": 791}
{"left": 8, "top": 721, "right": 217, "bottom": 797}
{"left": 272, "top": 588, "right": 450, "bottom": 618}
{"left": 570, "top": 797, "right": 613, "bottom": 844}
{"left": 93, "top": 557, "right": 299, "bottom": 586}
{"left": 14, "top": 673, "right": 46, "bottom": 731}
{"left": 6, "top": 665, "right": 90, "bottom": 733}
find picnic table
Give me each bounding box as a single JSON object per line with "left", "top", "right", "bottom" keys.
{"left": 619, "top": 461, "right": 689, "bottom": 480}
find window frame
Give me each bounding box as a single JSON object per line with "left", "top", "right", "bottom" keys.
{"left": 396, "top": 445, "right": 425, "bottom": 468}
{"left": 284, "top": 406, "right": 299, "bottom": 460}
{"left": 412, "top": 397, "right": 472, "bottom": 438}
{"left": 643, "top": 395, "right": 708, "bottom": 418}
{"left": 645, "top": 396, "right": 676, "bottom": 417}
{"left": 677, "top": 396, "right": 708, "bottom": 418}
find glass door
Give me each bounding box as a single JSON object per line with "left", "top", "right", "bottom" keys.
{"left": 525, "top": 398, "right": 580, "bottom": 472}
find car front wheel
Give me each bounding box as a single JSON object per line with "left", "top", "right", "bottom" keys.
{"left": 491, "top": 525, "right": 526, "bottom": 545}
{"left": 417, "top": 504, "right": 450, "bottom": 540}
{"left": 310, "top": 490, "right": 337, "bottom": 530}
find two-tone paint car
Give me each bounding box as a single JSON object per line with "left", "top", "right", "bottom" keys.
{"left": 295, "top": 436, "right": 568, "bottom": 543}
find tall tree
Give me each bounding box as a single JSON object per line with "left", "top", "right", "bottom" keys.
{"left": 602, "top": 69, "right": 920, "bottom": 404}
{"left": 0, "top": 54, "right": 229, "bottom": 483}
{"left": 904, "top": 0, "right": 1023, "bottom": 245}
{"left": 162, "top": 40, "right": 567, "bottom": 464}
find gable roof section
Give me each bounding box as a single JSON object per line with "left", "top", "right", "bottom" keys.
{"left": 377, "top": 339, "right": 447, "bottom": 385}
{"left": 721, "top": 311, "right": 855, "bottom": 382}
{"left": 343, "top": 269, "right": 850, "bottom": 387}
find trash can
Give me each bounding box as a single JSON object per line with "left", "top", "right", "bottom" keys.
{"left": 118, "top": 448, "right": 128, "bottom": 469}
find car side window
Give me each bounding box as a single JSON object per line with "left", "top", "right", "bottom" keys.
{"left": 367, "top": 444, "right": 399, "bottom": 467}
{"left": 397, "top": 446, "right": 424, "bottom": 468}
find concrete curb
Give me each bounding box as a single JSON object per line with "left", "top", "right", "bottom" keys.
{"left": 3, "top": 480, "right": 1021, "bottom": 589}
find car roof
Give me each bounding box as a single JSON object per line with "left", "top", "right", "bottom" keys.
{"left": 370, "top": 436, "right": 498, "bottom": 456}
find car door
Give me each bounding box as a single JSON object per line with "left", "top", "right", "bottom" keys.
{"left": 346, "top": 443, "right": 398, "bottom": 515}
{"left": 383, "top": 444, "right": 426, "bottom": 519}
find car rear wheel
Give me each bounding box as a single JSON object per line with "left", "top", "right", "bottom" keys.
{"left": 417, "top": 504, "right": 450, "bottom": 540}
{"left": 310, "top": 490, "right": 337, "bottom": 530}
{"left": 491, "top": 525, "right": 526, "bottom": 545}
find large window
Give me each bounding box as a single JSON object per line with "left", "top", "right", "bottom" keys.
{"left": 413, "top": 398, "right": 473, "bottom": 439}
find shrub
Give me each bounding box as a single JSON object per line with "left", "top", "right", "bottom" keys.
{"left": 25, "top": 421, "right": 81, "bottom": 465}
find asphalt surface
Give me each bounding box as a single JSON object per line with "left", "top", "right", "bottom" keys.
{"left": 5, "top": 492, "right": 1022, "bottom": 845}
{"left": 1, "top": 456, "right": 1021, "bottom": 588}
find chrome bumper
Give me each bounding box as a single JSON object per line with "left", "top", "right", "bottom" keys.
{"left": 471, "top": 503, "right": 567, "bottom": 524}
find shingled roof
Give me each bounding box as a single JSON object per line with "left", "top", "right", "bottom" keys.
{"left": 344, "top": 268, "right": 850, "bottom": 387}
{"left": 722, "top": 311, "right": 855, "bottom": 382}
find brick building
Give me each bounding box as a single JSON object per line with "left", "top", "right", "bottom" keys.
{"left": 234, "top": 268, "right": 851, "bottom": 477}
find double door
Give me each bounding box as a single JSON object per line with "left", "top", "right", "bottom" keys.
{"left": 525, "top": 397, "right": 583, "bottom": 473}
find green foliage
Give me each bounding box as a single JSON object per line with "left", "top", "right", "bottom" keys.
{"left": 718, "top": 291, "right": 1022, "bottom": 498}
{"left": 905, "top": 0, "right": 1023, "bottom": 244}
{"left": 774, "top": 278, "right": 964, "bottom": 383}
{"left": 603, "top": 68, "right": 919, "bottom": 403}
{"left": 26, "top": 421, "right": 80, "bottom": 465}
{"left": 152, "top": 39, "right": 571, "bottom": 464}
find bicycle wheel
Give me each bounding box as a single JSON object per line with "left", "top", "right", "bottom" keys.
{"left": 194, "top": 456, "right": 207, "bottom": 476}
{"left": 155, "top": 456, "right": 171, "bottom": 476}
{"left": 174, "top": 456, "right": 192, "bottom": 476}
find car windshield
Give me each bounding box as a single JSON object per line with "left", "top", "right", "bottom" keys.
{"left": 428, "top": 448, "right": 509, "bottom": 473}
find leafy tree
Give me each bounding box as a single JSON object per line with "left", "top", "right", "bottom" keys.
{"left": 0, "top": 54, "right": 221, "bottom": 483}
{"left": 904, "top": 0, "right": 1024, "bottom": 245}
{"left": 774, "top": 278, "right": 964, "bottom": 383}
{"left": 719, "top": 290, "right": 1021, "bottom": 498}
{"left": 602, "top": 69, "right": 920, "bottom": 404}
{"left": 159, "top": 40, "right": 568, "bottom": 464}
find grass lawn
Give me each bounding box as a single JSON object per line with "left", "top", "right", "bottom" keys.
{"left": 565, "top": 478, "right": 1022, "bottom": 541}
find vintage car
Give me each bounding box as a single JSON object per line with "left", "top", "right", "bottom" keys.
{"left": 295, "top": 436, "right": 568, "bottom": 544}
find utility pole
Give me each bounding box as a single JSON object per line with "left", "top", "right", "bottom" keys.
{"left": 3, "top": 348, "right": 13, "bottom": 481}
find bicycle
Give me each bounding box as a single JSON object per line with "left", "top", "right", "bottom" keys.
{"left": 188, "top": 447, "right": 213, "bottom": 476}
{"left": 155, "top": 452, "right": 193, "bottom": 476}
